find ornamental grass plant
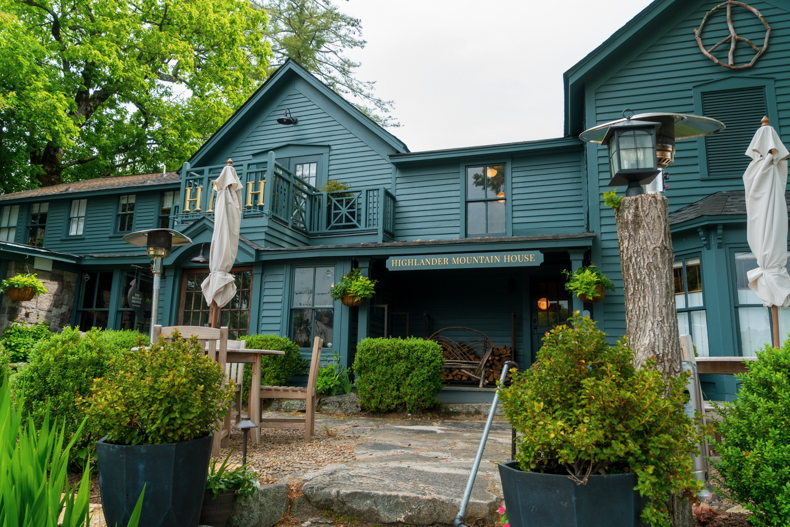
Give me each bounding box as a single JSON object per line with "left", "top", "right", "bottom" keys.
{"left": 82, "top": 330, "right": 234, "bottom": 445}
{"left": 498, "top": 316, "right": 701, "bottom": 527}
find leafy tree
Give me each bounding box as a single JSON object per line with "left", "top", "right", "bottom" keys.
{"left": 0, "top": 0, "right": 271, "bottom": 191}
{"left": 260, "top": 0, "right": 398, "bottom": 127}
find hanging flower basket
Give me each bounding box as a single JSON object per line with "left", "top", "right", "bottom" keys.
{"left": 341, "top": 295, "right": 364, "bottom": 307}
{"left": 7, "top": 287, "right": 36, "bottom": 302}
{"left": 578, "top": 285, "right": 606, "bottom": 304}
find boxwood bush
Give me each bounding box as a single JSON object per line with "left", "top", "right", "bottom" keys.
{"left": 240, "top": 334, "right": 307, "bottom": 386}
{"left": 12, "top": 327, "right": 147, "bottom": 464}
{"left": 353, "top": 337, "right": 444, "bottom": 413}
{"left": 711, "top": 342, "right": 790, "bottom": 527}
{"left": 0, "top": 321, "right": 53, "bottom": 363}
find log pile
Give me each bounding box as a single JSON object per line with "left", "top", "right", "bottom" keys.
{"left": 440, "top": 340, "right": 480, "bottom": 382}
{"left": 487, "top": 346, "right": 514, "bottom": 384}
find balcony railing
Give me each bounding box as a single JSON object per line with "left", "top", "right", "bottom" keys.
{"left": 173, "top": 152, "right": 396, "bottom": 241}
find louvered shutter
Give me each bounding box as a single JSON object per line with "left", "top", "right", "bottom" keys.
{"left": 702, "top": 86, "right": 767, "bottom": 178}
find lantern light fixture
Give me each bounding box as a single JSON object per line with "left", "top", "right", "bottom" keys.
{"left": 276, "top": 109, "right": 298, "bottom": 125}
{"left": 234, "top": 417, "right": 260, "bottom": 465}
{"left": 601, "top": 115, "right": 662, "bottom": 197}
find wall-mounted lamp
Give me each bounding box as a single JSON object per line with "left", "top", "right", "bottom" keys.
{"left": 537, "top": 297, "right": 549, "bottom": 311}
{"left": 276, "top": 109, "right": 298, "bottom": 125}
{"left": 191, "top": 243, "right": 209, "bottom": 264}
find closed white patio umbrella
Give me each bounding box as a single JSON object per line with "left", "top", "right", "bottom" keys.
{"left": 202, "top": 159, "right": 243, "bottom": 326}
{"left": 744, "top": 116, "right": 790, "bottom": 347}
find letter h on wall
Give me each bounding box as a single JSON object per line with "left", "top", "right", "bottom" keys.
{"left": 246, "top": 180, "right": 265, "bottom": 208}
{"left": 183, "top": 185, "right": 203, "bottom": 212}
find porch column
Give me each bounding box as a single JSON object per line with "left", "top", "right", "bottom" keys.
{"left": 356, "top": 258, "right": 371, "bottom": 345}
{"left": 568, "top": 250, "right": 586, "bottom": 316}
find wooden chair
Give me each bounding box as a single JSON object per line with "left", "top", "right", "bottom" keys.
{"left": 256, "top": 337, "right": 323, "bottom": 441}
{"left": 151, "top": 325, "right": 229, "bottom": 457}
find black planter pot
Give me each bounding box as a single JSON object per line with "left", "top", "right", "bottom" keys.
{"left": 498, "top": 461, "right": 649, "bottom": 527}
{"left": 199, "top": 489, "right": 237, "bottom": 527}
{"left": 96, "top": 434, "right": 213, "bottom": 527}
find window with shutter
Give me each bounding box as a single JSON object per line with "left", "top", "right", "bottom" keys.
{"left": 701, "top": 86, "right": 768, "bottom": 178}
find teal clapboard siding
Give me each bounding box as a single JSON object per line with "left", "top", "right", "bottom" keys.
{"left": 586, "top": 0, "right": 790, "bottom": 341}
{"left": 260, "top": 263, "right": 286, "bottom": 334}
{"left": 511, "top": 152, "right": 586, "bottom": 235}
{"left": 228, "top": 88, "right": 395, "bottom": 191}
{"left": 394, "top": 163, "right": 461, "bottom": 240}
{"left": 41, "top": 190, "right": 172, "bottom": 254}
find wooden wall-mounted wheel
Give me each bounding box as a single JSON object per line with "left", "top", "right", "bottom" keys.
{"left": 341, "top": 295, "right": 364, "bottom": 307}
{"left": 7, "top": 287, "right": 36, "bottom": 302}
{"left": 578, "top": 285, "right": 605, "bottom": 304}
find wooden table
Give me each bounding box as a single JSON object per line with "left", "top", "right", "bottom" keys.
{"left": 695, "top": 356, "right": 757, "bottom": 375}
{"left": 226, "top": 347, "right": 284, "bottom": 444}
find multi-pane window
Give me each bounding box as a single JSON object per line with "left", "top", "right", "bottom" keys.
{"left": 117, "top": 270, "right": 152, "bottom": 334}
{"left": 295, "top": 162, "right": 318, "bottom": 188}
{"left": 674, "top": 257, "right": 709, "bottom": 356}
{"left": 734, "top": 252, "right": 790, "bottom": 355}
{"left": 159, "top": 190, "right": 179, "bottom": 228}
{"left": 291, "top": 266, "right": 334, "bottom": 348}
{"left": 466, "top": 165, "right": 506, "bottom": 236}
{"left": 27, "top": 203, "right": 48, "bottom": 247}
{"left": 179, "top": 268, "right": 252, "bottom": 339}
{"left": 0, "top": 205, "right": 19, "bottom": 242}
{"left": 69, "top": 199, "right": 87, "bottom": 236}
{"left": 78, "top": 271, "right": 114, "bottom": 330}
{"left": 117, "top": 195, "right": 135, "bottom": 232}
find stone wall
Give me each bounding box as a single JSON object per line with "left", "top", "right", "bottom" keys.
{"left": 0, "top": 261, "right": 77, "bottom": 333}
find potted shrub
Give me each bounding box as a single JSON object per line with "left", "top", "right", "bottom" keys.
{"left": 0, "top": 272, "right": 47, "bottom": 302}
{"left": 562, "top": 264, "right": 615, "bottom": 303}
{"left": 83, "top": 331, "right": 235, "bottom": 527}
{"left": 331, "top": 268, "right": 377, "bottom": 307}
{"left": 497, "top": 316, "right": 701, "bottom": 527}
{"left": 200, "top": 451, "right": 259, "bottom": 527}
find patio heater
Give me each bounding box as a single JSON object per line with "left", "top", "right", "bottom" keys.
{"left": 122, "top": 228, "right": 192, "bottom": 341}
{"left": 234, "top": 417, "right": 260, "bottom": 465}
{"left": 579, "top": 110, "right": 725, "bottom": 195}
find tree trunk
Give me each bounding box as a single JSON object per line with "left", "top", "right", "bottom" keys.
{"left": 30, "top": 142, "right": 65, "bottom": 187}
{"left": 614, "top": 194, "right": 692, "bottom": 527}
{"left": 614, "top": 194, "right": 682, "bottom": 379}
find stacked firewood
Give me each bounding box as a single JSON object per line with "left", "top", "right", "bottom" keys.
{"left": 486, "top": 346, "right": 514, "bottom": 383}
{"left": 441, "top": 341, "right": 480, "bottom": 382}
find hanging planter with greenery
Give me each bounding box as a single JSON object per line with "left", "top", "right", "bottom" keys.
{"left": 0, "top": 273, "right": 48, "bottom": 302}
{"left": 562, "top": 264, "right": 615, "bottom": 303}
{"left": 331, "top": 268, "right": 377, "bottom": 307}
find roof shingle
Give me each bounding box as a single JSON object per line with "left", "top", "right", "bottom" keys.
{"left": 0, "top": 172, "right": 180, "bottom": 202}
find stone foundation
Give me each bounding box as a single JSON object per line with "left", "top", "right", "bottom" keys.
{"left": 0, "top": 261, "right": 77, "bottom": 333}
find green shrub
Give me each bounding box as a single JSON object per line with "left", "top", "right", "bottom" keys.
{"left": 240, "top": 334, "right": 307, "bottom": 386}
{"left": 83, "top": 331, "right": 234, "bottom": 445}
{"left": 0, "top": 321, "right": 53, "bottom": 363}
{"left": 0, "top": 376, "right": 145, "bottom": 527}
{"left": 711, "top": 342, "right": 790, "bottom": 527}
{"left": 206, "top": 450, "right": 259, "bottom": 500}
{"left": 353, "top": 337, "right": 444, "bottom": 413}
{"left": 498, "top": 316, "right": 700, "bottom": 527}
{"left": 316, "top": 349, "right": 352, "bottom": 396}
{"left": 12, "top": 327, "right": 146, "bottom": 464}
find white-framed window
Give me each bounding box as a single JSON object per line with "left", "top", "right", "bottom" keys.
{"left": 117, "top": 195, "right": 135, "bottom": 232}
{"left": 734, "top": 251, "right": 790, "bottom": 355}
{"left": 295, "top": 162, "right": 318, "bottom": 188}
{"left": 0, "top": 205, "right": 19, "bottom": 242}
{"left": 674, "top": 257, "right": 709, "bottom": 356}
{"left": 291, "top": 266, "right": 334, "bottom": 348}
{"left": 69, "top": 199, "right": 87, "bottom": 236}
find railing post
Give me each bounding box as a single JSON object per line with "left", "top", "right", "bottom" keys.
{"left": 321, "top": 192, "right": 328, "bottom": 231}
{"left": 378, "top": 187, "right": 385, "bottom": 241}
{"left": 263, "top": 151, "right": 275, "bottom": 216}
{"left": 359, "top": 190, "right": 367, "bottom": 230}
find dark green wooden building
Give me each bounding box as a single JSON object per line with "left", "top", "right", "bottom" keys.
{"left": 2, "top": 0, "right": 789, "bottom": 401}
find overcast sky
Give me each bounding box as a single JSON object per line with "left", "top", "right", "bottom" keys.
{"left": 340, "top": 0, "right": 655, "bottom": 152}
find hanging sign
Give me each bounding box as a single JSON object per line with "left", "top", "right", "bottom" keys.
{"left": 387, "top": 250, "right": 544, "bottom": 271}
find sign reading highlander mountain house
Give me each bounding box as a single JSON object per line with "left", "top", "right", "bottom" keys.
{"left": 387, "top": 251, "right": 544, "bottom": 271}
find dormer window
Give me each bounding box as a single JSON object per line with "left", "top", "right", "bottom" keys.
{"left": 27, "top": 203, "right": 48, "bottom": 247}
{"left": 117, "top": 195, "right": 136, "bottom": 232}
{"left": 0, "top": 205, "right": 19, "bottom": 242}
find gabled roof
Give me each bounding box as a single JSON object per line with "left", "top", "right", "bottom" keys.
{"left": 188, "top": 59, "right": 408, "bottom": 168}
{"left": 669, "top": 190, "right": 790, "bottom": 226}
{"left": 0, "top": 172, "right": 180, "bottom": 202}
{"left": 563, "top": 0, "right": 684, "bottom": 137}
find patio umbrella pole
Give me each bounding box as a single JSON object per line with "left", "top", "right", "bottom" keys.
{"left": 773, "top": 305, "right": 780, "bottom": 349}
{"left": 454, "top": 361, "right": 517, "bottom": 527}
{"left": 210, "top": 301, "right": 220, "bottom": 329}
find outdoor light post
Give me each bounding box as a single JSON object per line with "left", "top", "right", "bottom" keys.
{"left": 122, "top": 228, "right": 192, "bottom": 341}
{"left": 234, "top": 417, "right": 260, "bottom": 465}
